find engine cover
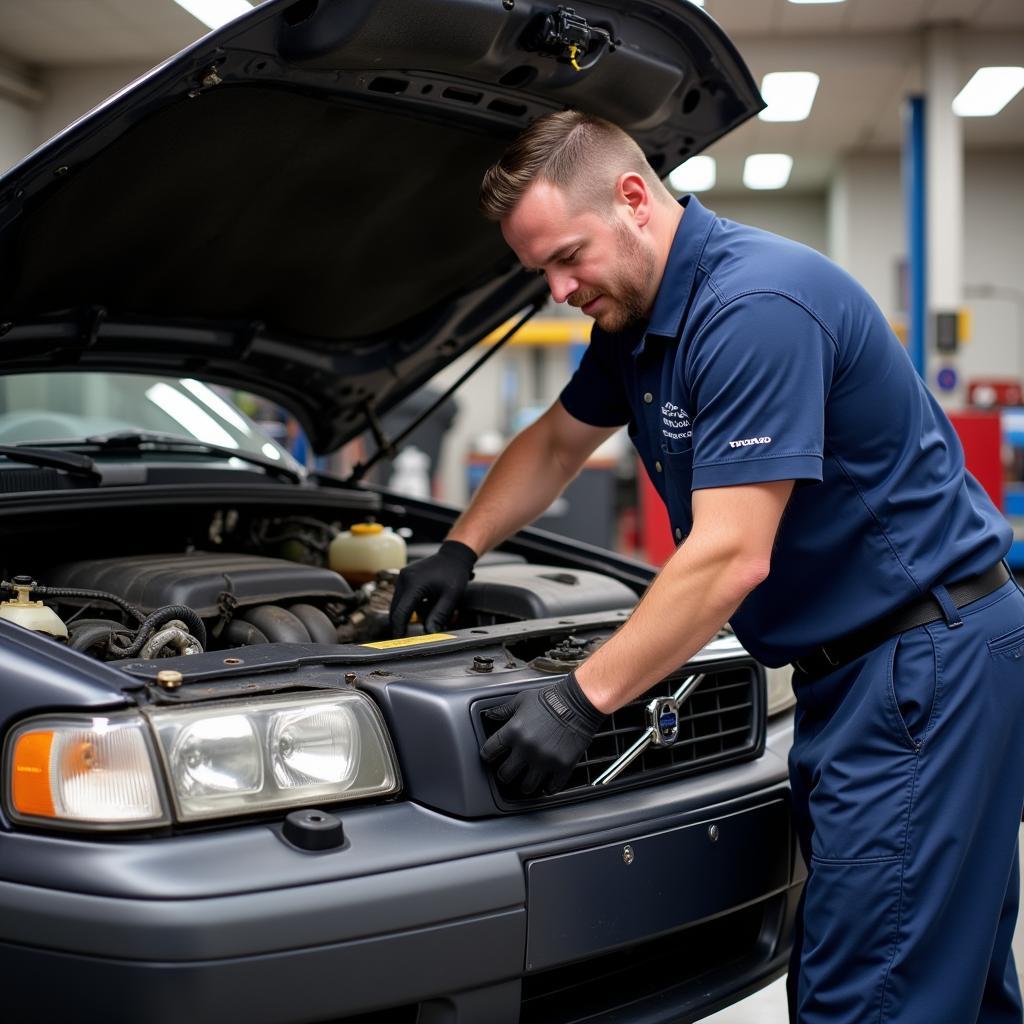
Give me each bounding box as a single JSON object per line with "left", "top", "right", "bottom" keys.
{"left": 463, "top": 564, "right": 637, "bottom": 620}
{"left": 48, "top": 553, "right": 351, "bottom": 617}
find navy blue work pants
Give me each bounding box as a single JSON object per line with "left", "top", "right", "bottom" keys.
{"left": 787, "top": 576, "right": 1024, "bottom": 1023}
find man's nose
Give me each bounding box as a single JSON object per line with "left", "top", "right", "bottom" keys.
{"left": 547, "top": 271, "right": 578, "bottom": 304}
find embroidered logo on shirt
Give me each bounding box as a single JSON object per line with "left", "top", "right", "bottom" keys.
{"left": 728, "top": 436, "right": 772, "bottom": 449}
{"left": 661, "top": 401, "right": 692, "bottom": 442}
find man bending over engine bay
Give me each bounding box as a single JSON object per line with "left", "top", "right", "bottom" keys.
{"left": 390, "top": 110, "right": 1024, "bottom": 1024}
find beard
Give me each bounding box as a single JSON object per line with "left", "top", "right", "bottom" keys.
{"left": 571, "top": 220, "right": 656, "bottom": 333}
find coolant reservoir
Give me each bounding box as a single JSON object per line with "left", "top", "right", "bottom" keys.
{"left": 329, "top": 522, "right": 407, "bottom": 585}
{"left": 0, "top": 579, "right": 69, "bottom": 640}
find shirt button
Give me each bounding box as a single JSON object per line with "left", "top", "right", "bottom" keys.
{"left": 643, "top": 392, "right": 654, "bottom": 404}
{"left": 674, "top": 527, "right": 683, "bottom": 541}
{"left": 655, "top": 461, "right": 663, "bottom": 473}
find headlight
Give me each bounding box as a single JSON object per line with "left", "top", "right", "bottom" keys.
{"left": 5, "top": 713, "right": 168, "bottom": 829}
{"left": 147, "top": 691, "right": 399, "bottom": 821}
{"left": 765, "top": 664, "right": 796, "bottom": 717}
{"left": 170, "top": 714, "right": 263, "bottom": 801}
{"left": 4, "top": 692, "right": 400, "bottom": 831}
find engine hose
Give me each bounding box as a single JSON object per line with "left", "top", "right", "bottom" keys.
{"left": 65, "top": 617, "right": 126, "bottom": 632}
{"left": 12, "top": 584, "right": 147, "bottom": 624}
{"left": 240, "top": 605, "right": 310, "bottom": 644}
{"left": 140, "top": 626, "right": 203, "bottom": 659}
{"left": 69, "top": 622, "right": 119, "bottom": 654}
{"left": 288, "top": 603, "right": 337, "bottom": 644}
{"left": 222, "top": 619, "right": 269, "bottom": 647}
{"left": 108, "top": 605, "right": 208, "bottom": 659}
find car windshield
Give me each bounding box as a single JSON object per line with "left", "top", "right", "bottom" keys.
{"left": 0, "top": 372, "right": 294, "bottom": 466}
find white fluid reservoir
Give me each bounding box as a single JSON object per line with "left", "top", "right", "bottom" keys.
{"left": 329, "top": 522, "right": 407, "bottom": 585}
{"left": 0, "top": 581, "right": 68, "bottom": 640}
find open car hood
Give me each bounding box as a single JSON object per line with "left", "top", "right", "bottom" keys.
{"left": 0, "top": 0, "right": 761, "bottom": 452}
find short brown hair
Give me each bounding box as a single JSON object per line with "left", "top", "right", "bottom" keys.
{"left": 479, "top": 110, "right": 661, "bottom": 221}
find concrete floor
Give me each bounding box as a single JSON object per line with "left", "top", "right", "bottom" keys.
{"left": 700, "top": 827, "right": 1024, "bottom": 1023}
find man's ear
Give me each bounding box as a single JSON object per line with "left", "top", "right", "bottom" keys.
{"left": 616, "top": 172, "right": 651, "bottom": 227}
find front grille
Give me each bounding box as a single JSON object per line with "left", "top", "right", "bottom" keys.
{"left": 480, "top": 660, "right": 764, "bottom": 807}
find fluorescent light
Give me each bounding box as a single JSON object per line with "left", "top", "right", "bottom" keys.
{"left": 952, "top": 67, "right": 1024, "bottom": 117}
{"left": 145, "top": 383, "right": 239, "bottom": 449}
{"left": 758, "top": 71, "right": 820, "bottom": 122}
{"left": 181, "top": 378, "right": 252, "bottom": 435}
{"left": 743, "top": 153, "right": 793, "bottom": 190}
{"left": 173, "top": 0, "right": 252, "bottom": 31}
{"left": 668, "top": 156, "right": 716, "bottom": 192}
{"left": 787, "top": 0, "right": 845, "bottom": 4}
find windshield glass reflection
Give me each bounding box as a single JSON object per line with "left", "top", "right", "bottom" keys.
{"left": 0, "top": 372, "right": 293, "bottom": 467}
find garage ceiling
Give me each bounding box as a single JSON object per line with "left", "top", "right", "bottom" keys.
{"left": 709, "top": 0, "right": 1024, "bottom": 192}
{"left": 0, "top": 0, "right": 1022, "bottom": 195}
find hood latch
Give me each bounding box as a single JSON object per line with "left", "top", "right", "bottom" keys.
{"left": 523, "top": 6, "right": 619, "bottom": 72}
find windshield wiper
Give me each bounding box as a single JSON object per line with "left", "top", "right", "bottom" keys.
{"left": 16, "top": 432, "right": 303, "bottom": 485}
{"left": 0, "top": 445, "right": 102, "bottom": 481}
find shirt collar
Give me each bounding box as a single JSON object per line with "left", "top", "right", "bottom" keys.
{"left": 635, "top": 194, "right": 716, "bottom": 354}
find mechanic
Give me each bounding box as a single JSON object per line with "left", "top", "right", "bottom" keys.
{"left": 389, "top": 110, "right": 1024, "bottom": 1024}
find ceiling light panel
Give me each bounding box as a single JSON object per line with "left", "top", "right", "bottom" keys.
{"left": 758, "top": 72, "right": 820, "bottom": 122}
{"left": 668, "top": 156, "right": 716, "bottom": 193}
{"left": 787, "top": 0, "right": 845, "bottom": 4}
{"left": 173, "top": 0, "right": 253, "bottom": 31}
{"left": 952, "top": 67, "right": 1024, "bottom": 117}
{"left": 743, "top": 154, "right": 794, "bottom": 190}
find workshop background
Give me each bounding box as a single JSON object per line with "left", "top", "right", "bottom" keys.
{"left": 0, "top": 0, "right": 1022, "bottom": 1019}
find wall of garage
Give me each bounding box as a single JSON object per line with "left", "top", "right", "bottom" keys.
{"left": 706, "top": 193, "right": 829, "bottom": 258}
{"left": 829, "top": 149, "right": 1024, "bottom": 382}
{"left": 0, "top": 94, "right": 33, "bottom": 173}
{"left": 963, "top": 151, "right": 1024, "bottom": 380}
{"left": 828, "top": 152, "right": 906, "bottom": 319}
{"left": 0, "top": 61, "right": 147, "bottom": 174}
{"left": 0, "top": 55, "right": 36, "bottom": 174}
{"left": 33, "top": 64, "right": 149, "bottom": 147}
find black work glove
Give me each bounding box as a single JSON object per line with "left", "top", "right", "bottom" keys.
{"left": 480, "top": 671, "right": 606, "bottom": 796}
{"left": 389, "top": 539, "right": 478, "bottom": 636}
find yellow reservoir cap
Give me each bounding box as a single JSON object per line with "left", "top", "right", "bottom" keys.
{"left": 350, "top": 522, "right": 384, "bottom": 535}
{"left": 11, "top": 730, "right": 56, "bottom": 817}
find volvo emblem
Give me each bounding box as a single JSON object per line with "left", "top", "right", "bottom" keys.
{"left": 646, "top": 697, "right": 680, "bottom": 746}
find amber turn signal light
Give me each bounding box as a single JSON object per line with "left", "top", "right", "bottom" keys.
{"left": 5, "top": 714, "right": 167, "bottom": 829}
{"left": 11, "top": 730, "right": 56, "bottom": 818}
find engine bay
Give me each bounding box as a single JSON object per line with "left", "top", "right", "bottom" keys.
{"left": 0, "top": 508, "right": 639, "bottom": 663}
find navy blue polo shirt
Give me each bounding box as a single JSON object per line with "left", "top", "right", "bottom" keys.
{"left": 560, "top": 195, "right": 1010, "bottom": 666}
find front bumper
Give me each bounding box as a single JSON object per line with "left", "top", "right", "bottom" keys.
{"left": 0, "top": 719, "right": 800, "bottom": 1024}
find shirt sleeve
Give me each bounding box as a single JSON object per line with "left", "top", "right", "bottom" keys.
{"left": 686, "top": 292, "right": 836, "bottom": 490}
{"left": 558, "top": 326, "right": 631, "bottom": 428}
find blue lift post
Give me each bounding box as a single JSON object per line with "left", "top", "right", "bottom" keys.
{"left": 903, "top": 95, "right": 926, "bottom": 381}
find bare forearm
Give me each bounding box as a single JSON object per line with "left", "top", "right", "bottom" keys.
{"left": 447, "top": 417, "right": 581, "bottom": 555}
{"left": 576, "top": 531, "right": 769, "bottom": 713}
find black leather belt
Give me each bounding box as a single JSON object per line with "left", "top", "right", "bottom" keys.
{"left": 793, "top": 562, "right": 1011, "bottom": 680}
